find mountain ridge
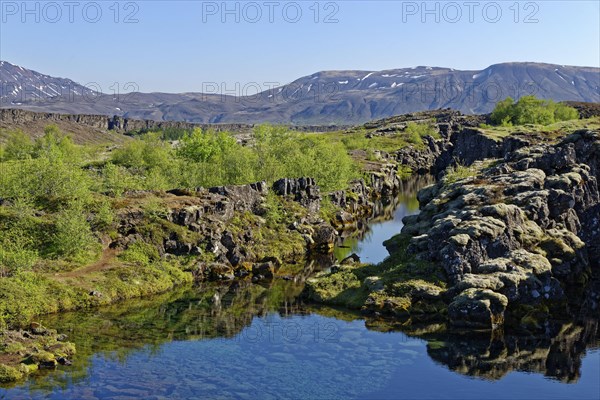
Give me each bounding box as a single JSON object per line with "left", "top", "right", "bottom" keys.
{"left": 1, "top": 61, "right": 598, "bottom": 125}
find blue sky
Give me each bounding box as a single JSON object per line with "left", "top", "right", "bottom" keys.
{"left": 1, "top": 1, "right": 599, "bottom": 93}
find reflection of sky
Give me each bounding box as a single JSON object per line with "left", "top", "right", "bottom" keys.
{"left": 5, "top": 313, "right": 599, "bottom": 400}
{"left": 339, "top": 203, "right": 420, "bottom": 264}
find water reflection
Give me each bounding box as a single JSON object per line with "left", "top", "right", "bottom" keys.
{"left": 2, "top": 174, "right": 599, "bottom": 398}
{"left": 400, "top": 319, "right": 599, "bottom": 383}
{"left": 334, "top": 175, "right": 435, "bottom": 263}
{"left": 1, "top": 280, "right": 598, "bottom": 399}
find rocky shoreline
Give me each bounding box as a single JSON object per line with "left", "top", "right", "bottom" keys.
{"left": 306, "top": 112, "right": 600, "bottom": 331}
{"left": 403, "top": 129, "right": 600, "bottom": 329}
{"left": 2, "top": 107, "right": 599, "bottom": 384}
{"left": 111, "top": 167, "right": 406, "bottom": 284}
{"left": 0, "top": 152, "right": 409, "bottom": 382}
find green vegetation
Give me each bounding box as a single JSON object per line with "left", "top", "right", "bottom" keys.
{"left": 479, "top": 115, "right": 599, "bottom": 142}
{"left": 403, "top": 122, "right": 441, "bottom": 144}
{"left": 490, "top": 96, "right": 579, "bottom": 126}
{"left": 0, "top": 123, "right": 362, "bottom": 330}
{"left": 321, "top": 121, "right": 439, "bottom": 154}
{"left": 306, "top": 234, "right": 447, "bottom": 317}
{"left": 443, "top": 163, "right": 477, "bottom": 185}
{"left": 99, "top": 125, "right": 357, "bottom": 193}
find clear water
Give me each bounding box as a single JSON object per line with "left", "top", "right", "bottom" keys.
{"left": 2, "top": 178, "right": 599, "bottom": 399}
{"left": 335, "top": 201, "right": 420, "bottom": 264}
{"left": 3, "top": 297, "right": 599, "bottom": 400}
{"left": 334, "top": 175, "right": 432, "bottom": 264}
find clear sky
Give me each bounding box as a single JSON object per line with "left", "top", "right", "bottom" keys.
{"left": 1, "top": 0, "right": 599, "bottom": 93}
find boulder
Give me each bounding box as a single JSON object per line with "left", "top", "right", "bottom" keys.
{"left": 448, "top": 289, "right": 508, "bottom": 329}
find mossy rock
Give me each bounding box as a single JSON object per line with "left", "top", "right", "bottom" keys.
{"left": 364, "top": 292, "right": 412, "bottom": 317}
{"left": 0, "top": 364, "right": 24, "bottom": 383}
{"left": 388, "top": 280, "right": 445, "bottom": 300}
{"left": 30, "top": 350, "right": 57, "bottom": 367}
{"left": 18, "top": 363, "right": 39, "bottom": 375}
{"left": 305, "top": 269, "right": 367, "bottom": 308}
{"left": 3, "top": 342, "right": 26, "bottom": 354}
{"left": 45, "top": 342, "right": 76, "bottom": 358}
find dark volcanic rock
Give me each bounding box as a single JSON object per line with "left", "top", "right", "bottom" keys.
{"left": 273, "top": 177, "right": 321, "bottom": 214}
{"left": 401, "top": 129, "right": 600, "bottom": 328}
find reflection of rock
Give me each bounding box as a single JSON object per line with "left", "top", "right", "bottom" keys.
{"left": 29, "top": 275, "right": 600, "bottom": 392}
{"left": 423, "top": 319, "right": 599, "bottom": 383}
{"left": 334, "top": 175, "right": 435, "bottom": 255}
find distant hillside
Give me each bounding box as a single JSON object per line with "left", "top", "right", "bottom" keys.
{"left": 0, "top": 108, "right": 346, "bottom": 145}
{"left": 1, "top": 61, "right": 598, "bottom": 125}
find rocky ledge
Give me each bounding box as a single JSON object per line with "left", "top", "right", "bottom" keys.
{"left": 110, "top": 158, "right": 406, "bottom": 284}
{"left": 403, "top": 129, "right": 599, "bottom": 328}
{"left": 306, "top": 128, "right": 600, "bottom": 330}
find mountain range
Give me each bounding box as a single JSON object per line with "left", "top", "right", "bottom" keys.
{"left": 1, "top": 61, "right": 598, "bottom": 125}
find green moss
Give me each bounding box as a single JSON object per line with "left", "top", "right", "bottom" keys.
{"left": 47, "top": 342, "right": 76, "bottom": 358}
{"left": 367, "top": 292, "right": 412, "bottom": 316}
{"left": 229, "top": 203, "right": 307, "bottom": 263}
{"left": 30, "top": 350, "right": 56, "bottom": 365}
{"left": 2, "top": 342, "right": 26, "bottom": 354}
{"left": 305, "top": 268, "right": 367, "bottom": 308}
{"left": 120, "top": 241, "right": 160, "bottom": 266}
{"left": 18, "top": 363, "right": 38, "bottom": 375}
{"left": 0, "top": 364, "right": 23, "bottom": 383}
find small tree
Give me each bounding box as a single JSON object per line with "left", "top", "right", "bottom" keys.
{"left": 490, "top": 97, "right": 515, "bottom": 126}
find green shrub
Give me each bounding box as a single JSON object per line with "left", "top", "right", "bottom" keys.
{"left": 98, "top": 162, "right": 141, "bottom": 197}
{"left": 90, "top": 198, "right": 114, "bottom": 231}
{"left": 444, "top": 163, "right": 476, "bottom": 184}
{"left": 32, "top": 125, "right": 81, "bottom": 162}
{"left": 1, "top": 129, "right": 33, "bottom": 161}
{"left": 120, "top": 241, "right": 160, "bottom": 266}
{"left": 490, "top": 96, "right": 579, "bottom": 126}
{"left": 177, "top": 128, "right": 236, "bottom": 163}
{"left": 0, "top": 203, "right": 42, "bottom": 276}
{"left": 111, "top": 132, "right": 172, "bottom": 171}
{"left": 403, "top": 122, "right": 440, "bottom": 143}
{"left": 0, "top": 242, "right": 38, "bottom": 277}
{"left": 51, "top": 203, "right": 95, "bottom": 259}
{"left": 0, "top": 157, "right": 91, "bottom": 208}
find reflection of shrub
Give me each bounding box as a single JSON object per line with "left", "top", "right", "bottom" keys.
{"left": 490, "top": 96, "right": 579, "bottom": 126}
